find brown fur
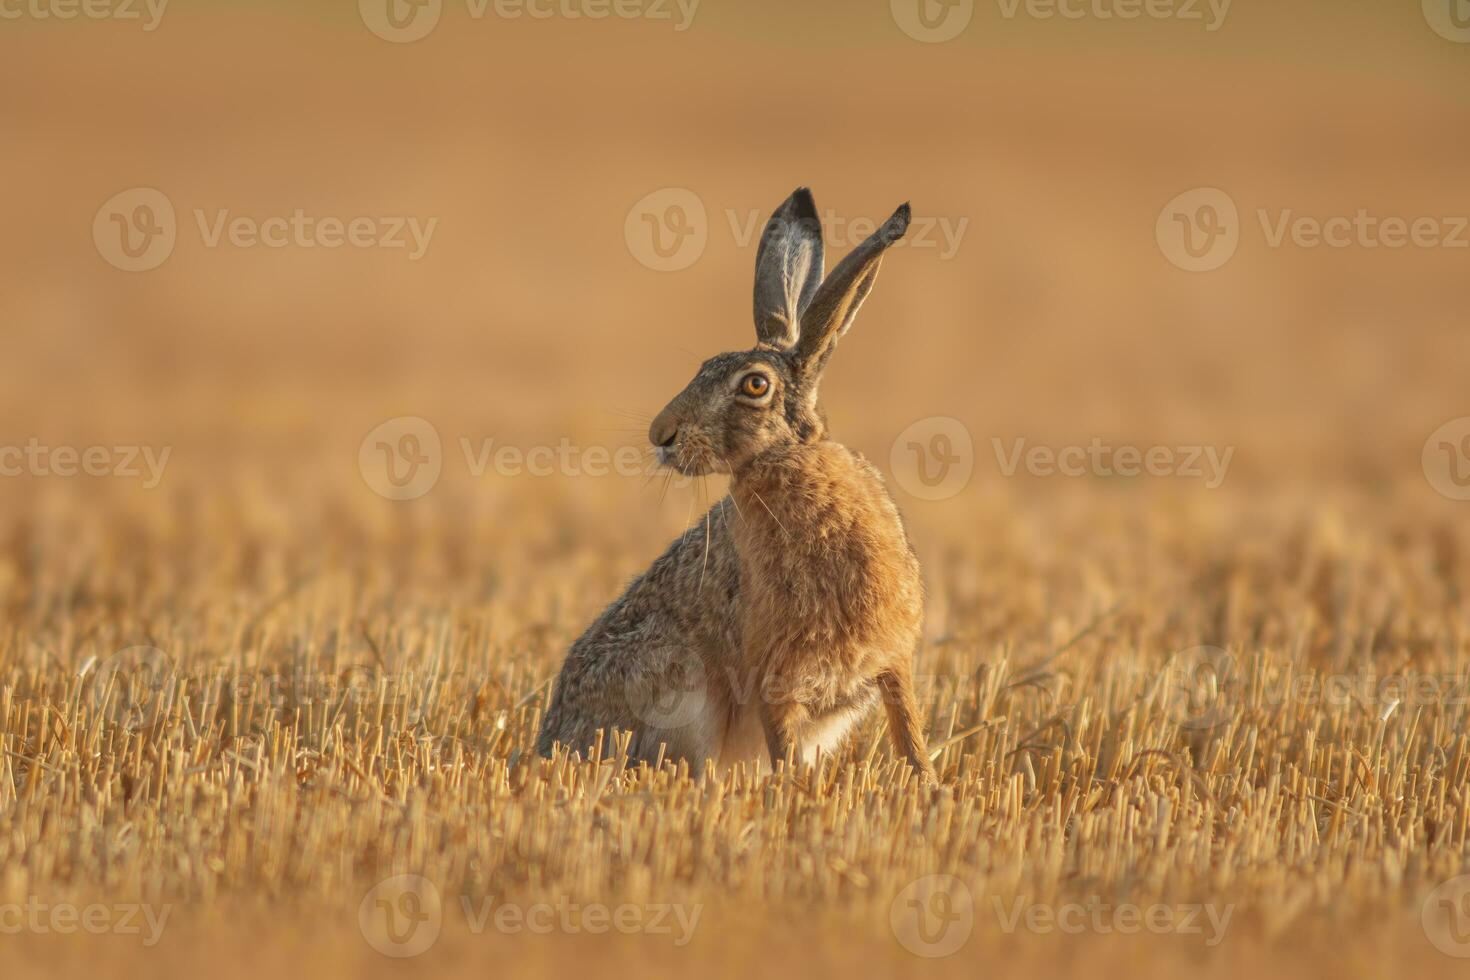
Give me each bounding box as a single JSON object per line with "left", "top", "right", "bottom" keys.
{"left": 537, "top": 189, "right": 934, "bottom": 781}
{"left": 732, "top": 442, "right": 931, "bottom": 777}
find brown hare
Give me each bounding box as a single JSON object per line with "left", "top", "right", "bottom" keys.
{"left": 537, "top": 188, "right": 933, "bottom": 782}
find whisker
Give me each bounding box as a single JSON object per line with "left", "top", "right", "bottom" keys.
{"left": 681, "top": 470, "right": 700, "bottom": 541}
{"left": 746, "top": 485, "right": 789, "bottom": 538}
{"left": 605, "top": 406, "right": 654, "bottom": 421}
{"left": 718, "top": 456, "right": 750, "bottom": 529}
{"left": 639, "top": 449, "right": 665, "bottom": 491}
{"left": 698, "top": 475, "right": 712, "bottom": 593}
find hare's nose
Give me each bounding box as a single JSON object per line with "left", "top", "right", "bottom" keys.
{"left": 649, "top": 412, "right": 679, "bottom": 449}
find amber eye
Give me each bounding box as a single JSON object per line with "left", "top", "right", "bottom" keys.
{"left": 739, "top": 373, "right": 771, "bottom": 399}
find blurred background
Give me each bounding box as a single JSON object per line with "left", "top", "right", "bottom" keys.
{"left": 3, "top": 0, "right": 1468, "bottom": 527}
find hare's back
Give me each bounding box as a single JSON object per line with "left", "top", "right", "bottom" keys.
{"left": 536, "top": 500, "right": 742, "bottom": 763}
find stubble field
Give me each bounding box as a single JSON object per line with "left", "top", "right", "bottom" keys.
{"left": 2, "top": 2, "right": 1470, "bottom": 977}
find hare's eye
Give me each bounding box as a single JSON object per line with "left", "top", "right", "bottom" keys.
{"left": 739, "top": 373, "right": 771, "bottom": 399}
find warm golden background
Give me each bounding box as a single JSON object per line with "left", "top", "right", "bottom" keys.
{"left": 2, "top": 1, "right": 1470, "bottom": 978}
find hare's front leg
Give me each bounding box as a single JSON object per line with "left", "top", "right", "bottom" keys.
{"left": 877, "top": 668, "right": 937, "bottom": 783}
{"left": 758, "top": 695, "right": 809, "bottom": 769}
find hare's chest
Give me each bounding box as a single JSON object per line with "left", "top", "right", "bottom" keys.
{"left": 734, "top": 513, "right": 918, "bottom": 654}
{"left": 732, "top": 448, "right": 922, "bottom": 670}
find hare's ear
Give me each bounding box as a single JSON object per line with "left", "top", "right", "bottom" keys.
{"left": 753, "top": 188, "right": 824, "bottom": 350}
{"left": 791, "top": 202, "right": 909, "bottom": 379}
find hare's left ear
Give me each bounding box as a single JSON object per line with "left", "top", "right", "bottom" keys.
{"left": 791, "top": 202, "right": 909, "bottom": 380}
{"left": 753, "top": 188, "right": 824, "bottom": 350}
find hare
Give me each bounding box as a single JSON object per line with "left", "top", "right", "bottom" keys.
{"left": 537, "top": 188, "right": 934, "bottom": 781}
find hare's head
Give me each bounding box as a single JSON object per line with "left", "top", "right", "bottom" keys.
{"left": 649, "top": 188, "right": 909, "bottom": 476}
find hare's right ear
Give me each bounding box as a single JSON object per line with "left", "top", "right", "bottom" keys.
{"left": 790, "top": 203, "right": 908, "bottom": 382}
{"left": 752, "top": 187, "right": 824, "bottom": 350}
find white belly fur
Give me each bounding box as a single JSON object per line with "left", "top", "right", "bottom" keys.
{"left": 718, "top": 701, "right": 873, "bottom": 771}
